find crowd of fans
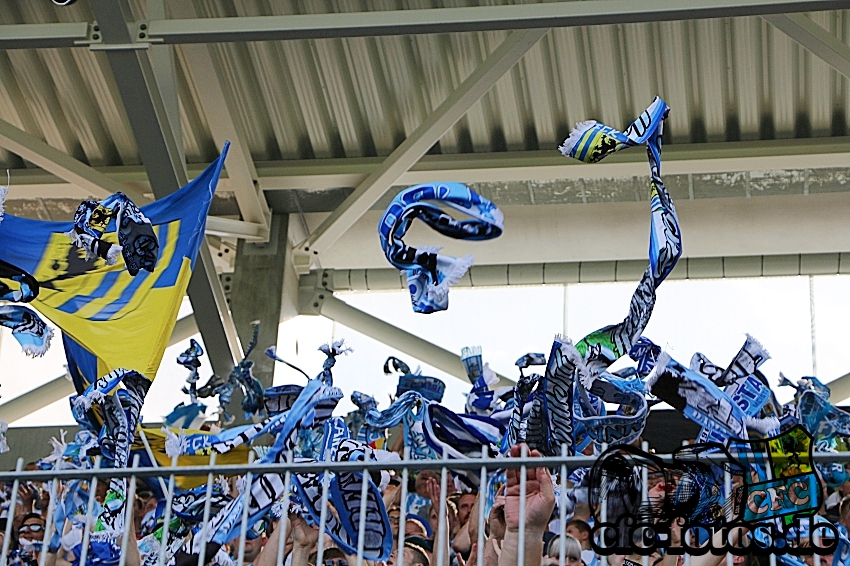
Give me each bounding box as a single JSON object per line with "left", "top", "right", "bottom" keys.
{"left": 3, "top": 437, "right": 850, "bottom": 566}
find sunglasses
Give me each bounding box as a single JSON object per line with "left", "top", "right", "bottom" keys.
{"left": 18, "top": 524, "right": 44, "bottom": 533}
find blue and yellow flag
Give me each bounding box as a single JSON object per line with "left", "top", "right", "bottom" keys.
{"left": 0, "top": 144, "right": 229, "bottom": 390}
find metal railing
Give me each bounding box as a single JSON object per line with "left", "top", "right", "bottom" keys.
{"left": 2, "top": 449, "right": 848, "bottom": 566}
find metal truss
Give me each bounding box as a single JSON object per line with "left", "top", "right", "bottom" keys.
{"left": 0, "top": 0, "right": 844, "bottom": 49}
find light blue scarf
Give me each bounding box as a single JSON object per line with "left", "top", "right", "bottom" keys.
{"left": 378, "top": 182, "right": 503, "bottom": 313}
{"left": 366, "top": 391, "right": 436, "bottom": 461}
{"left": 557, "top": 97, "right": 681, "bottom": 451}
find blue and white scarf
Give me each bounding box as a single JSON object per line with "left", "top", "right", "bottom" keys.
{"left": 366, "top": 391, "right": 435, "bottom": 460}
{"left": 178, "top": 339, "right": 204, "bottom": 405}
{"left": 559, "top": 97, "right": 682, "bottom": 450}
{"left": 66, "top": 192, "right": 158, "bottom": 276}
{"left": 462, "top": 346, "right": 512, "bottom": 416}
{"left": 690, "top": 334, "right": 770, "bottom": 386}
{"left": 378, "top": 182, "right": 503, "bottom": 313}
{"left": 347, "top": 392, "right": 386, "bottom": 447}
{"left": 646, "top": 352, "right": 779, "bottom": 440}
{"left": 0, "top": 304, "right": 52, "bottom": 357}
{"left": 501, "top": 353, "right": 544, "bottom": 453}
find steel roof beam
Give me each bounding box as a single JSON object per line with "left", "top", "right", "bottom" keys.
{"left": 145, "top": 0, "right": 846, "bottom": 44}
{"left": 0, "top": 117, "right": 148, "bottom": 204}
{"left": 763, "top": 12, "right": 850, "bottom": 78}
{"left": 0, "top": 22, "right": 90, "bottom": 50}
{"left": 0, "top": 117, "right": 265, "bottom": 241}
{"left": 90, "top": 0, "right": 242, "bottom": 379}
{"left": 294, "top": 28, "right": 548, "bottom": 272}
{"left": 299, "top": 274, "right": 513, "bottom": 388}
{"left": 7, "top": 137, "right": 850, "bottom": 196}
{"left": 0, "top": 313, "right": 198, "bottom": 424}
{"left": 0, "top": 1, "right": 844, "bottom": 50}
{"left": 167, "top": 2, "right": 271, "bottom": 241}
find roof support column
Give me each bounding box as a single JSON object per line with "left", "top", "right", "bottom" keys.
{"left": 229, "top": 213, "right": 290, "bottom": 389}
{"left": 90, "top": 0, "right": 242, "bottom": 378}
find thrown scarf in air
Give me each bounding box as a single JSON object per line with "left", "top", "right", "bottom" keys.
{"left": 554, "top": 97, "right": 682, "bottom": 451}
{"left": 0, "top": 304, "right": 52, "bottom": 357}
{"left": 66, "top": 192, "right": 158, "bottom": 276}
{"left": 378, "top": 182, "right": 503, "bottom": 313}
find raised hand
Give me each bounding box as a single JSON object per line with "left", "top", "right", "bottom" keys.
{"left": 504, "top": 444, "right": 555, "bottom": 533}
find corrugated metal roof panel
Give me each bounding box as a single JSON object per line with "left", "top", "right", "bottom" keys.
{"left": 2, "top": 1, "right": 850, "bottom": 188}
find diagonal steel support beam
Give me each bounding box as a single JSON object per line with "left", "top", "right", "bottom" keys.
{"left": 299, "top": 273, "right": 513, "bottom": 388}
{"left": 0, "top": 118, "right": 149, "bottom": 203}
{"left": 0, "top": 117, "right": 264, "bottom": 240}
{"left": 90, "top": 0, "right": 241, "bottom": 379}
{"left": 763, "top": 13, "right": 850, "bottom": 78}
{"left": 168, "top": 2, "right": 271, "bottom": 239}
{"left": 294, "top": 28, "right": 548, "bottom": 272}
{"left": 0, "top": 313, "right": 199, "bottom": 424}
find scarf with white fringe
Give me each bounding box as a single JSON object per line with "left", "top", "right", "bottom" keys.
{"left": 366, "top": 391, "right": 436, "bottom": 461}
{"left": 645, "top": 351, "right": 779, "bottom": 440}
{"left": 0, "top": 304, "right": 52, "bottom": 357}
{"left": 556, "top": 97, "right": 681, "bottom": 450}
{"left": 378, "top": 182, "right": 503, "bottom": 313}
{"left": 691, "top": 335, "right": 773, "bottom": 444}
{"left": 66, "top": 192, "right": 158, "bottom": 276}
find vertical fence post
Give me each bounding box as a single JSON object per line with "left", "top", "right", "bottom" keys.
{"left": 397, "top": 446, "right": 410, "bottom": 566}
{"left": 196, "top": 451, "right": 217, "bottom": 566}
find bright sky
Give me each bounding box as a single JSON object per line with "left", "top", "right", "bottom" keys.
{"left": 4, "top": 273, "right": 850, "bottom": 429}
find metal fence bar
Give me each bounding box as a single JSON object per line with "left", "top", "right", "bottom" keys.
{"left": 315, "top": 468, "right": 331, "bottom": 563}
{"left": 196, "top": 452, "right": 217, "bottom": 566}
{"left": 725, "top": 468, "right": 733, "bottom": 566}
{"left": 1, "top": 458, "right": 23, "bottom": 566}
{"left": 397, "top": 446, "right": 410, "bottom": 566}
{"left": 517, "top": 443, "right": 528, "bottom": 566}
{"left": 7, "top": 451, "right": 850, "bottom": 482}
{"left": 355, "top": 465, "right": 369, "bottom": 566}
{"left": 274, "top": 451, "right": 293, "bottom": 566}
{"left": 436, "top": 448, "right": 449, "bottom": 566}
{"left": 236, "top": 451, "right": 255, "bottom": 566}
{"left": 118, "top": 455, "right": 140, "bottom": 566}
{"left": 38, "top": 476, "right": 59, "bottom": 566}
{"left": 559, "top": 443, "right": 568, "bottom": 566}
{"left": 77, "top": 456, "right": 102, "bottom": 566}
{"left": 155, "top": 455, "right": 178, "bottom": 566}
{"left": 8, "top": 445, "right": 850, "bottom": 566}
{"left": 477, "top": 445, "right": 487, "bottom": 566}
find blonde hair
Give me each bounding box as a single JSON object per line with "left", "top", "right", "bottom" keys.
{"left": 547, "top": 533, "right": 582, "bottom": 559}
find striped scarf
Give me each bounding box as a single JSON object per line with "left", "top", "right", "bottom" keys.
{"left": 378, "top": 182, "right": 503, "bottom": 313}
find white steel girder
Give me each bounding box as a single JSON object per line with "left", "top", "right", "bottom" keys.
{"left": 0, "top": 314, "right": 199, "bottom": 424}
{"left": 168, "top": 1, "right": 271, "bottom": 240}
{"left": 763, "top": 13, "right": 850, "bottom": 78}
{"left": 297, "top": 191, "right": 850, "bottom": 270}
{"left": 90, "top": 0, "right": 242, "bottom": 379}
{"left": 6, "top": 137, "right": 850, "bottom": 198}
{"left": 298, "top": 273, "right": 513, "bottom": 388}
{"left": 292, "top": 28, "right": 550, "bottom": 273}
{"left": 0, "top": 0, "right": 844, "bottom": 49}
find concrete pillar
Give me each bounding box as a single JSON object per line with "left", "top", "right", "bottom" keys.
{"left": 229, "top": 213, "right": 290, "bottom": 390}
